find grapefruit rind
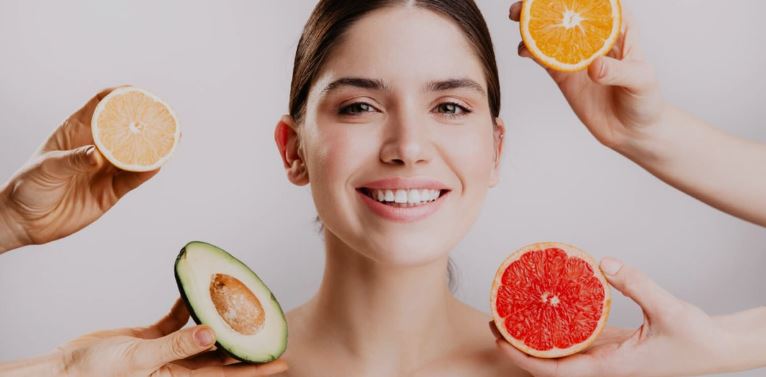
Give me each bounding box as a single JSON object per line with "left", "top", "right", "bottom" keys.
{"left": 91, "top": 87, "right": 180, "bottom": 172}
{"left": 490, "top": 242, "right": 611, "bottom": 358}
{"left": 520, "top": 0, "right": 623, "bottom": 72}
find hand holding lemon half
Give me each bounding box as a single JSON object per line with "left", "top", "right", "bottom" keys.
{"left": 92, "top": 87, "right": 180, "bottom": 172}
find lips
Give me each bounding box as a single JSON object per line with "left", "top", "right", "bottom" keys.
{"left": 355, "top": 177, "right": 452, "bottom": 223}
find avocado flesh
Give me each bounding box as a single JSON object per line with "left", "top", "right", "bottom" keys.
{"left": 174, "top": 241, "right": 287, "bottom": 363}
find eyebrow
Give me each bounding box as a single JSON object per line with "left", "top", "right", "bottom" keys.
{"left": 320, "top": 77, "right": 486, "bottom": 96}
{"left": 321, "top": 77, "right": 388, "bottom": 94}
{"left": 426, "top": 78, "right": 486, "bottom": 96}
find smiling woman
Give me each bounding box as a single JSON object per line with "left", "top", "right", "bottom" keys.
{"left": 271, "top": 0, "right": 523, "bottom": 375}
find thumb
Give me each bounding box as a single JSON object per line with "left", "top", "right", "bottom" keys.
{"left": 588, "top": 56, "right": 656, "bottom": 93}
{"left": 600, "top": 257, "right": 680, "bottom": 320}
{"left": 131, "top": 325, "right": 216, "bottom": 369}
{"left": 41, "top": 145, "right": 104, "bottom": 179}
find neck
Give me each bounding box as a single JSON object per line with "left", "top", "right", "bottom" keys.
{"left": 305, "top": 230, "right": 460, "bottom": 375}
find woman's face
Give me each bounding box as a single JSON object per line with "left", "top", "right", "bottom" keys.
{"left": 285, "top": 6, "right": 504, "bottom": 267}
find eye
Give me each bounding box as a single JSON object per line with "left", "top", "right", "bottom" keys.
{"left": 339, "top": 102, "right": 377, "bottom": 116}
{"left": 434, "top": 102, "right": 470, "bottom": 117}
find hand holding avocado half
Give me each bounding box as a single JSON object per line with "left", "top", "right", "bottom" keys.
{"left": 0, "top": 87, "right": 160, "bottom": 254}
{"left": 0, "top": 299, "right": 287, "bottom": 377}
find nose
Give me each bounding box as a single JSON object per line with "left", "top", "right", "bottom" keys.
{"left": 379, "top": 111, "right": 432, "bottom": 166}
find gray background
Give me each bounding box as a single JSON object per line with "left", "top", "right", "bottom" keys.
{"left": 1, "top": 1, "right": 765, "bottom": 375}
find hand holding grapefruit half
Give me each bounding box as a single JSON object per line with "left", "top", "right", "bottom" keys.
{"left": 490, "top": 242, "right": 611, "bottom": 358}
{"left": 520, "top": 0, "right": 622, "bottom": 72}
{"left": 91, "top": 87, "right": 180, "bottom": 172}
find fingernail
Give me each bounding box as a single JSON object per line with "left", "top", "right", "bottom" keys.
{"left": 601, "top": 257, "right": 624, "bottom": 275}
{"left": 194, "top": 328, "right": 215, "bottom": 347}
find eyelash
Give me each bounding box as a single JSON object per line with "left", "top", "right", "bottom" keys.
{"left": 338, "top": 101, "right": 472, "bottom": 118}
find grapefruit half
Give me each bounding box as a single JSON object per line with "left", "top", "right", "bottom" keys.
{"left": 91, "top": 87, "right": 180, "bottom": 172}
{"left": 491, "top": 242, "right": 611, "bottom": 358}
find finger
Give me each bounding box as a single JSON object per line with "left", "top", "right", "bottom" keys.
{"left": 497, "top": 340, "right": 604, "bottom": 377}
{"left": 587, "top": 56, "right": 656, "bottom": 92}
{"left": 192, "top": 360, "right": 289, "bottom": 377}
{"left": 600, "top": 257, "right": 680, "bottom": 320}
{"left": 496, "top": 340, "right": 561, "bottom": 377}
{"left": 150, "top": 298, "right": 191, "bottom": 337}
{"left": 488, "top": 320, "right": 502, "bottom": 340}
{"left": 40, "top": 145, "right": 103, "bottom": 179}
{"left": 69, "top": 85, "right": 130, "bottom": 129}
{"left": 132, "top": 325, "right": 216, "bottom": 369}
{"left": 112, "top": 168, "right": 161, "bottom": 198}
{"left": 509, "top": 1, "right": 522, "bottom": 22}
{"left": 172, "top": 349, "right": 234, "bottom": 369}
{"left": 517, "top": 41, "right": 531, "bottom": 58}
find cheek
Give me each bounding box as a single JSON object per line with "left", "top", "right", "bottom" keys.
{"left": 438, "top": 123, "right": 496, "bottom": 187}
{"left": 305, "top": 123, "right": 376, "bottom": 199}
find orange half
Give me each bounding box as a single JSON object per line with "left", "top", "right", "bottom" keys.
{"left": 91, "top": 87, "right": 180, "bottom": 172}
{"left": 521, "top": 0, "right": 622, "bottom": 72}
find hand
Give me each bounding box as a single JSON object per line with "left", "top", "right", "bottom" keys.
{"left": 492, "top": 258, "right": 746, "bottom": 377}
{"left": 55, "top": 298, "right": 288, "bottom": 377}
{"left": 0, "top": 87, "right": 158, "bottom": 253}
{"left": 508, "top": 1, "right": 664, "bottom": 152}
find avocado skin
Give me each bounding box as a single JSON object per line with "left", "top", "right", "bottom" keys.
{"left": 173, "top": 241, "right": 286, "bottom": 364}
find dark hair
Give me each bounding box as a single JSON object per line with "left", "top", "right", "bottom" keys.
{"left": 294, "top": 0, "right": 501, "bottom": 292}
{"left": 289, "top": 0, "right": 501, "bottom": 124}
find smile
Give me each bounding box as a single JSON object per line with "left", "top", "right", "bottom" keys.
{"left": 355, "top": 177, "right": 452, "bottom": 222}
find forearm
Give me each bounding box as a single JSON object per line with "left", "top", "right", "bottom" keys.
{"left": 715, "top": 306, "right": 766, "bottom": 372}
{"left": 0, "top": 188, "right": 27, "bottom": 254}
{"left": 617, "top": 104, "right": 766, "bottom": 227}
{"left": 0, "top": 352, "right": 67, "bottom": 377}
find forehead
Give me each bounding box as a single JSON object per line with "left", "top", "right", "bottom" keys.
{"left": 316, "top": 5, "right": 487, "bottom": 91}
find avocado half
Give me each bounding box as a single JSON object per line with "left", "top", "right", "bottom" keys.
{"left": 174, "top": 241, "right": 287, "bottom": 363}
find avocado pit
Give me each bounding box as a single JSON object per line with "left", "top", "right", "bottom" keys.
{"left": 210, "top": 273, "right": 265, "bottom": 335}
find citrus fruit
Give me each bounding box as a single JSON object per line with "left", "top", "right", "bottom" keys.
{"left": 91, "top": 87, "right": 180, "bottom": 172}
{"left": 520, "top": 0, "right": 622, "bottom": 72}
{"left": 490, "top": 242, "right": 611, "bottom": 358}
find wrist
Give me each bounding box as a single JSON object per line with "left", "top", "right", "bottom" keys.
{"left": 611, "top": 102, "right": 675, "bottom": 165}
{"left": 713, "top": 306, "right": 766, "bottom": 372}
{"left": 0, "top": 351, "right": 68, "bottom": 377}
{"left": 0, "top": 186, "right": 28, "bottom": 253}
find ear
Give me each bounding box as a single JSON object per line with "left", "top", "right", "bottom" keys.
{"left": 274, "top": 115, "right": 309, "bottom": 186}
{"left": 489, "top": 118, "right": 505, "bottom": 188}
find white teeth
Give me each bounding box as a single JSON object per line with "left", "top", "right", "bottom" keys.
{"left": 367, "top": 188, "right": 443, "bottom": 205}
{"left": 407, "top": 190, "right": 421, "bottom": 204}
{"left": 394, "top": 189, "right": 408, "bottom": 203}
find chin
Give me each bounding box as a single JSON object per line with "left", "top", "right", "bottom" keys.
{"left": 357, "top": 231, "right": 455, "bottom": 267}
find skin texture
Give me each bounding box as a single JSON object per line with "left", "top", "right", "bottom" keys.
{"left": 505, "top": 1, "right": 766, "bottom": 376}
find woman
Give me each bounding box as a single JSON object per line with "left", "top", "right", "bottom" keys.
{"left": 1, "top": 0, "right": 765, "bottom": 376}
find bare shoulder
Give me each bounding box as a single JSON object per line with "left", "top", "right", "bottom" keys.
{"left": 411, "top": 301, "right": 531, "bottom": 377}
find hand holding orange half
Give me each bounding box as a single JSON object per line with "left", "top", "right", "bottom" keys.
{"left": 509, "top": 0, "right": 665, "bottom": 156}
{"left": 0, "top": 87, "right": 177, "bottom": 252}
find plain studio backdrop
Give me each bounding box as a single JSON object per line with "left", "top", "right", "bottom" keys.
{"left": 1, "top": 1, "right": 765, "bottom": 375}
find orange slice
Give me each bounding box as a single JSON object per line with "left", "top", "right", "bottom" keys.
{"left": 91, "top": 87, "right": 180, "bottom": 172}
{"left": 520, "top": 0, "right": 622, "bottom": 72}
